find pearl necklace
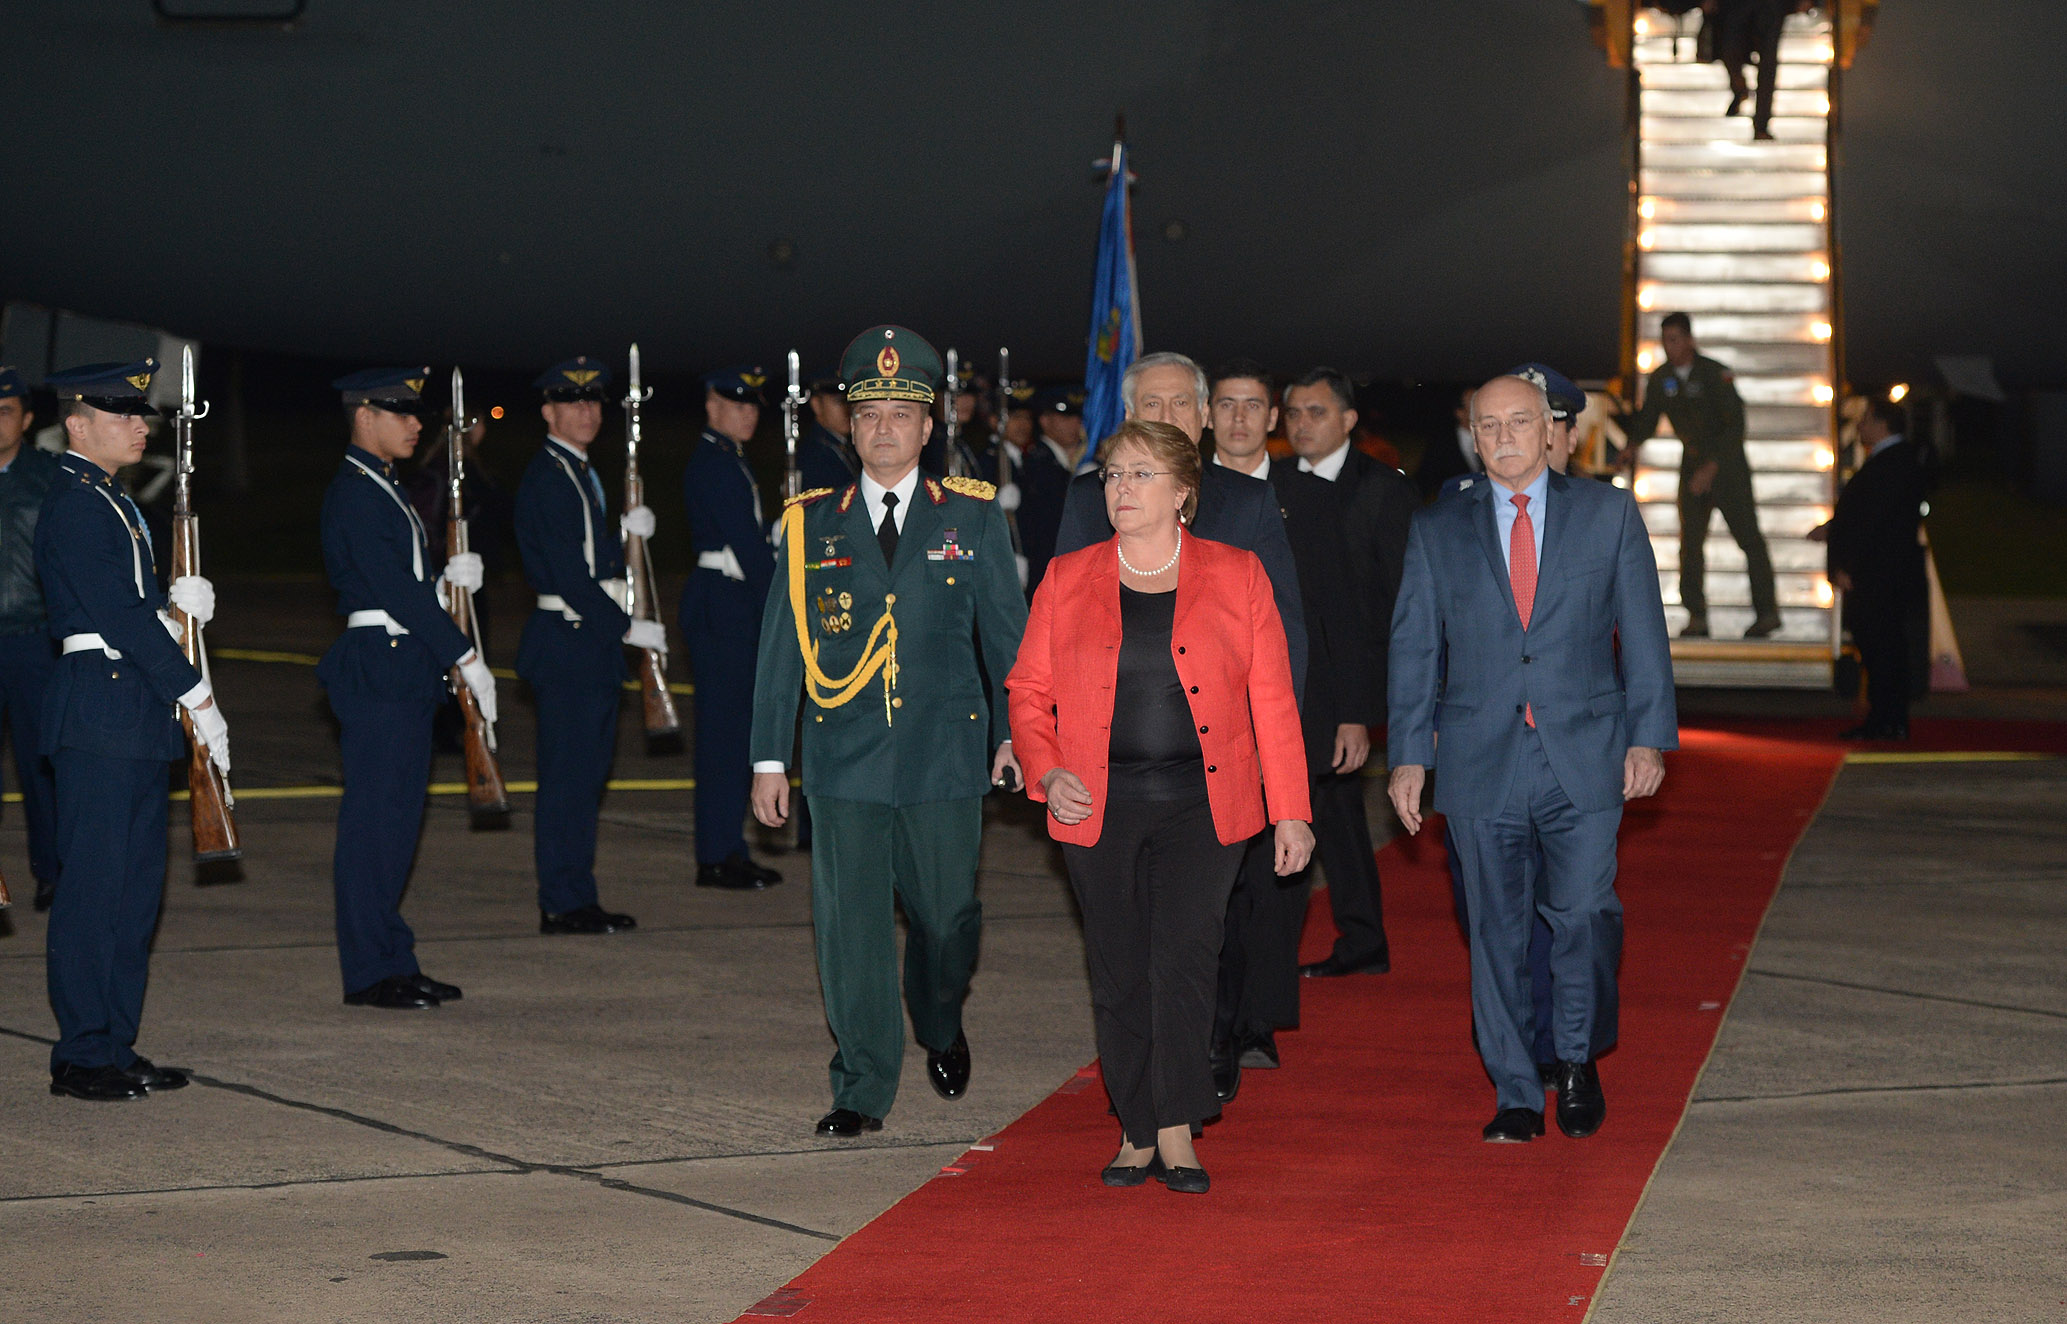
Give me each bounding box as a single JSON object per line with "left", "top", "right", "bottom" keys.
{"left": 1117, "top": 527, "right": 1182, "bottom": 576}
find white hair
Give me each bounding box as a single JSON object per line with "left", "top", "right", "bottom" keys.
{"left": 1121, "top": 351, "right": 1208, "bottom": 416}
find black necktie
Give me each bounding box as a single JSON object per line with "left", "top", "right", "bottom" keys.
{"left": 877, "top": 491, "right": 900, "bottom": 566}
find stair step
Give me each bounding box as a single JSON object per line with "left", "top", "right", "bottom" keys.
{"left": 1639, "top": 63, "right": 1829, "bottom": 92}
{"left": 1638, "top": 312, "right": 1830, "bottom": 345}
{"left": 1641, "top": 168, "right": 1828, "bottom": 199}
{"left": 1641, "top": 88, "right": 1830, "bottom": 118}
{"left": 1653, "top": 540, "right": 1831, "bottom": 575}
{"left": 1640, "top": 222, "right": 1826, "bottom": 252}
{"left": 1638, "top": 342, "right": 1831, "bottom": 375}
{"left": 1635, "top": 33, "right": 1834, "bottom": 66}
{"left": 1641, "top": 281, "right": 1828, "bottom": 314}
{"left": 1655, "top": 570, "right": 1829, "bottom": 610}
{"left": 1642, "top": 115, "right": 1826, "bottom": 144}
{"left": 1638, "top": 440, "right": 1834, "bottom": 473}
{"left": 1645, "top": 140, "right": 1826, "bottom": 171}
{"left": 1640, "top": 197, "right": 1827, "bottom": 223}
{"left": 1640, "top": 503, "right": 1829, "bottom": 540}
{"left": 1641, "top": 252, "right": 1829, "bottom": 283}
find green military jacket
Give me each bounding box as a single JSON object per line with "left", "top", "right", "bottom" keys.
{"left": 1624, "top": 353, "right": 1748, "bottom": 470}
{"left": 751, "top": 472, "right": 1027, "bottom": 806}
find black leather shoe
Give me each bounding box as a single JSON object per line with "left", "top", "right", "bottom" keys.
{"left": 1553, "top": 1061, "right": 1607, "bottom": 1138}
{"left": 123, "top": 1056, "right": 189, "bottom": 1092}
{"left": 1679, "top": 616, "right": 1709, "bottom": 639}
{"left": 32, "top": 877, "right": 55, "bottom": 912}
{"left": 1482, "top": 1107, "right": 1546, "bottom": 1142}
{"left": 696, "top": 860, "right": 778, "bottom": 891}
{"left": 344, "top": 975, "right": 438, "bottom": 1009}
{"left": 1150, "top": 1155, "right": 1210, "bottom": 1194}
{"left": 927, "top": 1031, "right": 971, "bottom": 1100}
{"left": 50, "top": 1063, "right": 146, "bottom": 1102}
{"left": 540, "top": 904, "right": 637, "bottom": 934}
{"left": 1210, "top": 1042, "right": 1241, "bottom": 1104}
{"left": 1237, "top": 1030, "right": 1280, "bottom": 1070}
{"left": 1744, "top": 614, "right": 1783, "bottom": 639}
{"left": 409, "top": 973, "right": 463, "bottom": 1001}
{"left": 1299, "top": 952, "right": 1389, "bottom": 978}
{"left": 736, "top": 854, "right": 782, "bottom": 886}
{"left": 1101, "top": 1158, "right": 1154, "bottom": 1188}
{"left": 815, "top": 1108, "right": 882, "bottom": 1137}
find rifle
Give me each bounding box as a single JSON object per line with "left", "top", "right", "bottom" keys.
{"left": 169, "top": 345, "right": 241, "bottom": 863}
{"left": 990, "top": 346, "right": 1025, "bottom": 560}
{"left": 942, "top": 348, "right": 970, "bottom": 478}
{"left": 621, "top": 343, "right": 682, "bottom": 754}
{"left": 445, "top": 367, "right": 511, "bottom": 828}
{"left": 780, "top": 350, "right": 805, "bottom": 500}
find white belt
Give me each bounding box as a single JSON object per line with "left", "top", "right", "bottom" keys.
{"left": 347, "top": 609, "right": 409, "bottom": 636}
{"left": 62, "top": 632, "right": 120, "bottom": 658}
{"left": 697, "top": 547, "right": 746, "bottom": 582}
{"left": 537, "top": 594, "right": 581, "bottom": 621}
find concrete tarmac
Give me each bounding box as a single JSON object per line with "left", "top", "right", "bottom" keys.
{"left": 0, "top": 577, "right": 2060, "bottom": 1322}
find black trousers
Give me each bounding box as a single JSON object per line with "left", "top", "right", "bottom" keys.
{"left": 1852, "top": 591, "right": 1915, "bottom": 731}
{"left": 1679, "top": 455, "right": 1777, "bottom": 621}
{"left": 1064, "top": 796, "right": 1245, "bottom": 1148}
{"left": 1314, "top": 771, "right": 1389, "bottom": 967}
{"left": 1717, "top": 0, "right": 1788, "bottom": 133}
{"left": 1214, "top": 831, "right": 1307, "bottom": 1044}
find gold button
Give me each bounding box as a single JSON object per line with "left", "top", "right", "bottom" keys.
{"left": 945, "top": 576, "right": 955, "bottom": 585}
{"left": 891, "top": 697, "right": 903, "bottom": 709}
{"left": 884, "top": 593, "right": 896, "bottom": 605}
{"left": 815, "top": 715, "right": 824, "bottom": 723}
{"left": 969, "top": 713, "right": 979, "bottom": 721}
{"left": 390, "top": 639, "right": 398, "bottom": 648}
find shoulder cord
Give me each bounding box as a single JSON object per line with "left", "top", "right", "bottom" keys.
{"left": 546, "top": 449, "right": 597, "bottom": 578}
{"left": 781, "top": 501, "right": 898, "bottom": 724}
{"left": 345, "top": 453, "right": 426, "bottom": 582}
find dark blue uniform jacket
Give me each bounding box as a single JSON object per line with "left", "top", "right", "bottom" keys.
{"left": 515, "top": 439, "right": 630, "bottom": 688}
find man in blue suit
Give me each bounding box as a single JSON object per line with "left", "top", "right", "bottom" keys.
{"left": 679, "top": 366, "right": 781, "bottom": 890}
{"left": 515, "top": 357, "right": 654, "bottom": 933}
{"left": 0, "top": 366, "right": 63, "bottom": 911}
{"left": 1388, "top": 373, "right": 1676, "bottom": 1143}
{"left": 38, "top": 360, "right": 228, "bottom": 1099}
{"left": 319, "top": 367, "right": 496, "bottom": 1010}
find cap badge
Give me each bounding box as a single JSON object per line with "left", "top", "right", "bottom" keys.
{"left": 125, "top": 372, "right": 152, "bottom": 391}
{"left": 565, "top": 368, "right": 601, "bottom": 386}
{"left": 741, "top": 372, "right": 766, "bottom": 389}
{"left": 406, "top": 377, "right": 426, "bottom": 394}
{"left": 876, "top": 346, "right": 900, "bottom": 378}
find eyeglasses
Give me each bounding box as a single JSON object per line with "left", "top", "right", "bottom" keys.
{"left": 1471, "top": 412, "right": 1545, "bottom": 440}
{"left": 1098, "top": 468, "right": 1174, "bottom": 486}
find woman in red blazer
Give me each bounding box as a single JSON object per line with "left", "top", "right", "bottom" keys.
{"left": 1008, "top": 419, "right": 1312, "bottom": 1195}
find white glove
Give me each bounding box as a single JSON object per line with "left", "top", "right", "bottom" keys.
{"left": 179, "top": 685, "right": 231, "bottom": 776}
{"left": 169, "top": 575, "right": 215, "bottom": 626}
{"left": 598, "top": 577, "right": 630, "bottom": 610}
{"left": 457, "top": 650, "right": 498, "bottom": 725}
{"left": 441, "top": 551, "right": 484, "bottom": 592}
{"left": 620, "top": 504, "right": 657, "bottom": 540}
{"left": 624, "top": 618, "right": 668, "bottom": 653}
{"left": 996, "top": 481, "right": 1021, "bottom": 512}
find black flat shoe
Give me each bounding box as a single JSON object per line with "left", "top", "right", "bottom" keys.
{"left": 1101, "top": 1158, "right": 1154, "bottom": 1188}
{"left": 1482, "top": 1107, "right": 1546, "bottom": 1143}
{"left": 1238, "top": 1030, "right": 1280, "bottom": 1070}
{"left": 696, "top": 860, "right": 778, "bottom": 891}
{"left": 1299, "top": 952, "right": 1389, "bottom": 978}
{"left": 409, "top": 973, "right": 463, "bottom": 1001}
{"left": 540, "top": 904, "right": 637, "bottom": 934}
{"left": 344, "top": 975, "right": 438, "bottom": 1009}
{"left": 815, "top": 1108, "right": 882, "bottom": 1138}
{"left": 1553, "top": 1061, "right": 1607, "bottom": 1138}
{"left": 1210, "top": 1040, "right": 1241, "bottom": 1104}
{"left": 50, "top": 1064, "right": 146, "bottom": 1102}
{"left": 1150, "top": 1155, "right": 1210, "bottom": 1194}
{"left": 926, "top": 1031, "right": 971, "bottom": 1100}
{"left": 124, "top": 1056, "right": 189, "bottom": 1092}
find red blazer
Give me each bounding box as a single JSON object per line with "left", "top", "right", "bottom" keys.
{"left": 1007, "top": 534, "right": 1311, "bottom": 847}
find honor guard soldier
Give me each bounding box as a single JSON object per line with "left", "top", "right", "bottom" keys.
{"left": 680, "top": 367, "right": 781, "bottom": 889}
{"left": 799, "top": 379, "right": 859, "bottom": 492}
{"left": 37, "top": 360, "right": 226, "bottom": 1098}
{"left": 0, "top": 367, "right": 62, "bottom": 911}
{"left": 319, "top": 368, "right": 491, "bottom": 1010}
{"left": 515, "top": 357, "right": 653, "bottom": 933}
{"left": 750, "top": 326, "right": 1027, "bottom": 1137}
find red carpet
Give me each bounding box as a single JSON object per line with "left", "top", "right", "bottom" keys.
{"left": 733, "top": 728, "right": 1871, "bottom": 1322}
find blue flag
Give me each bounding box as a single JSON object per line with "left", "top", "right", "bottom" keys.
{"left": 1080, "top": 140, "right": 1140, "bottom": 469}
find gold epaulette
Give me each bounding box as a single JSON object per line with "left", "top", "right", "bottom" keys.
{"left": 785, "top": 487, "right": 835, "bottom": 508}
{"left": 941, "top": 475, "right": 997, "bottom": 501}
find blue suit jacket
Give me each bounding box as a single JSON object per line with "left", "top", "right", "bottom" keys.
{"left": 35, "top": 454, "right": 200, "bottom": 761}
{"left": 318, "top": 448, "right": 475, "bottom": 706}
{"left": 1387, "top": 470, "right": 1676, "bottom": 818}
{"left": 681, "top": 429, "right": 774, "bottom": 614}
{"left": 515, "top": 439, "right": 630, "bottom": 688}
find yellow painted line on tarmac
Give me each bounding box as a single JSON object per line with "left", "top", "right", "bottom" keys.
{"left": 186, "top": 777, "right": 713, "bottom": 803}
{"left": 1843, "top": 750, "right": 2058, "bottom": 765}
{"left": 210, "top": 646, "right": 693, "bottom": 694}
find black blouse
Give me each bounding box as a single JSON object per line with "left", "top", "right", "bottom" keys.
{"left": 1107, "top": 584, "right": 1206, "bottom": 800}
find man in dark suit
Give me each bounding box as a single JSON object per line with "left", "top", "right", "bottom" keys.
{"left": 1052, "top": 352, "right": 1306, "bottom": 694}
{"left": 1389, "top": 374, "right": 1677, "bottom": 1144}
{"left": 1714, "top": 0, "right": 1808, "bottom": 141}
{"left": 1013, "top": 386, "right": 1083, "bottom": 594}
{"left": 1811, "top": 397, "right": 1930, "bottom": 739}
{"left": 798, "top": 379, "right": 858, "bottom": 493}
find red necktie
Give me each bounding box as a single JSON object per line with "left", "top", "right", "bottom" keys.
{"left": 1510, "top": 493, "right": 1536, "bottom": 727}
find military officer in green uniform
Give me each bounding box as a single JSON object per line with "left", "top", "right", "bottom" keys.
{"left": 1623, "top": 311, "right": 1781, "bottom": 639}
{"left": 750, "top": 325, "right": 1027, "bottom": 1138}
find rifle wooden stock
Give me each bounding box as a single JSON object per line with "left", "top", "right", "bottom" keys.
{"left": 0, "top": 857, "right": 11, "bottom": 909}
{"left": 446, "top": 514, "right": 511, "bottom": 826}
{"left": 171, "top": 515, "right": 242, "bottom": 863}
{"left": 619, "top": 364, "right": 681, "bottom": 752}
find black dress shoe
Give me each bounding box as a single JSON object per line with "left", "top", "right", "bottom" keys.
{"left": 32, "top": 878, "right": 55, "bottom": 912}
{"left": 1679, "top": 616, "right": 1709, "bottom": 639}
{"left": 1482, "top": 1107, "right": 1546, "bottom": 1142}
{"left": 540, "top": 904, "right": 637, "bottom": 934}
{"left": 927, "top": 1031, "right": 971, "bottom": 1100}
{"left": 344, "top": 975, "right": 438, "bottom": 1009}
{"left": 123, "top": 1056, "right": 190, "bottom": 1092}
{"left": 50, "top": 1063, "right": 146, "bottom": 1102}
{"left": 409, "top": 973, "right": 463, "bottom": 1001}
{"left": 1237, "top": 1030, "right": 1280, "bottom": 1070}
{"left": 1744, "top": 614, "right": 1784, "bottom": 639}
{"left": 1553, "top": 1060, "right": 1607, "bottom": 1138}
{"left": 815, "top": 1108, "right": 882, "bottom": 1137}
{"left": 735, "top": 854, "right": 782, "bottom": 886}
{"left": 1299, "top": 952, "right": 1389, "bottom": 978}
{"left": 1210, "top": 1042, "right": 1241, "bottom": 1104}
{"left": 1101, "top": 1158, "right": 1154, "bottom": 1188}
{"left": 1149, "top": 1155, "right": 1210, "bottom": 1194}
{"left": 696, "top": 859, "right": 778, "bottom": 891}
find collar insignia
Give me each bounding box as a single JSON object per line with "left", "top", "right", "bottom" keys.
{"left": 923, "top": 477, "right": 947, "bottom": 505}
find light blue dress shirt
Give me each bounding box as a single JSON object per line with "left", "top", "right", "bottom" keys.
{"left": 1491, "top": 466, "right": 1549, "bottom": 574}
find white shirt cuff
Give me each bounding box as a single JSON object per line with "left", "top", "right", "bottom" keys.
{"left": 752, "top": 761, "right": 787, "bottom": 774}
{"left": 178, "top": 679, "right": 213, "bottom": 710}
